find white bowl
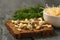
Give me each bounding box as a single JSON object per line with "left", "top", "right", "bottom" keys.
{"left": 43, "top": 10, "right": 60, "bottom": 27}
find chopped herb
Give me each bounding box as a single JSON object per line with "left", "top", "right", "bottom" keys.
{"left": 13, "top": 5, "right": 44, "bottom": 20}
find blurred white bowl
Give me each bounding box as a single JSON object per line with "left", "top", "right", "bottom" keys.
{"left": 43, "top": 10, "right": 60, "bottom": 27}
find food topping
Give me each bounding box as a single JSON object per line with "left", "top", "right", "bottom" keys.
{"left": 11, "top": 18, "right": 52, "bottom": 31}
{"left": 44, "top": 7, "right": 60, "bottom": 16}
{"left": 35, "top": 25, "right": 41, "bottom": 30}
{"left": 14, "top": 25, "right": 18, "bottom": 28}
{"left": 13, "top": 5, "right": 44, "bottom": 20}
{"left": 27, "top": 24, "right": 33, "bottom": 31}
{"left": 17, "top": 28, "right": 22, "bottom": 31}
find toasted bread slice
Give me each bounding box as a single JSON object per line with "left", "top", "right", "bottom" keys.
{"left": 6, "top": 20, "right": 55, "bottom": 39}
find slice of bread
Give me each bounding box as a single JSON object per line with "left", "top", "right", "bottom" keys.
{"left": 6, "top": 20, "right": 55, "bottom": 39}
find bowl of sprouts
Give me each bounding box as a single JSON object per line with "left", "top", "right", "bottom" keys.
{"left": 43, "top": 6, "right": 60, "bottom": 27}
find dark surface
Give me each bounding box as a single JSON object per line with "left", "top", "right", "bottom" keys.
{"left": 0, "top": 0, "right": 60, "bottom": 40}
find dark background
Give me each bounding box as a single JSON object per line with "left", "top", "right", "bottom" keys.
{"left": 0, "top": 0, "right": 60, "bottom": 40}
